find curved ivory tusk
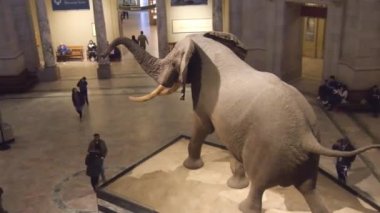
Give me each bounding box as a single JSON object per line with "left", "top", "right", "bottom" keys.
{"left": 129, "top": 85, "right": 167, "bottom": 102}
{"left": 160, "top": 83, "right": 181, "bottom": 95}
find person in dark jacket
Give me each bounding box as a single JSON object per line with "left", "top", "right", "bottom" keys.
{"left": 368, "top": 85, "right": 380, "bottom": 117}
{"left": 332, "top": 137, "right": 356, "bottom": 184}
{"left": 85, "top": 151, "right": 103, "bottom": 189}
{"left": 71, "top": 87, "right": 85, "bottom": 119}
{"left": 88, "top": 133, "right": 108, "bottom": 181}
{"left": 131, "top": 35, "right": 138, "bottom": 44}
{"left": 0, "top": 187, "right": 7, "bottom": 213}
{"left": 77, "top": 77, "right": 89, "bottom": 105}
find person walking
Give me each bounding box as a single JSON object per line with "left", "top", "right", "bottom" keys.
{"left": 131, "top": 35, "right": 138, "bottom": 44}
{"left": 138, "top": 31, "right": 149, "bottom": 50}
{"left": 332, "top": 137, "right": 356, "bottom": 184}
{"left": 77, "top": 77, "right": 89, "bottom": 105}
{"left": 85, "top": 151, "right": 103, "bottom": 190}
{"left": 87, "top": 133, "right": 107, "bottom": 182}
{"left": 71, "top": 87, "right": 85, "bottom": 119}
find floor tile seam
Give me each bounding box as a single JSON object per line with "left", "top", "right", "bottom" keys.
{"left": 322, "top": 110, "right": 380, "bottom": 183}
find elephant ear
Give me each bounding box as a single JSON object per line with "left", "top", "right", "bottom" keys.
{"left": 179, "top": 38, "right": 195, "bottom": 85}
{"left": 176, "top": 38, "right": 195, "bottom": 100}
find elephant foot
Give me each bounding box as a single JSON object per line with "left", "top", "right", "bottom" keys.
{"left": 227, "top": 175, "right": 249, "bottom": 189}
{"left": 238, "top": 199, "right": 260, "bottom": 213}
{"left": 183, "top": 157, "right": 204, "bottom": 170}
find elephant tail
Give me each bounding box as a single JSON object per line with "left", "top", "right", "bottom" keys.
{"left": 302, "top": 133, "right": 380, "bottom": 157}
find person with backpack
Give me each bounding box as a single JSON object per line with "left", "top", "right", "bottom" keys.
{"left": 332, "top": 137, "right": 356, "bottom": 184}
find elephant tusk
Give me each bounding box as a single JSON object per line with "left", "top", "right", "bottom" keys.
{"left": 129, "top": 85, "right": 167, "bottom": 102}
{"left": 160, "top": 83, "right": 181, "bottom": 95}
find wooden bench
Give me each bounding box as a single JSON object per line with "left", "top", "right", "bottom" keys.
{"left": 338, "top": 90, "right": 371, "bottom": 112}
{"left": 57, "top": 45, "right": 84, "bottom": 62}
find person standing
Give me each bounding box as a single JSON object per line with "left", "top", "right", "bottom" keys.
{"left": 77, "top": 77, "right": 89, "bottom": 105}
{"left": 332, "top": 137, "right": 356, "bottom": 184}
{"left": 88, "top": 133, "right": 107, "bottom": 182}
{"left": 71, "top": 87, "right": 85, "bottom": 119}
{"left": 138, "top": 31, "right": 149, "bottom": 50}
{"left": 85, "top": 151, "right": 103, "bottom": 190}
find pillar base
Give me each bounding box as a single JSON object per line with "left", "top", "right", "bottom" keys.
{"left": 97, "top": 63, "right": 111, "bottom": 79}
{"left": 38, "top": 66, "right": 60, "bottom": 82}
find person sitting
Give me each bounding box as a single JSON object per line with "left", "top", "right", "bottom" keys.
{"left": 318, "top": 79, "right": 331, "bottom": 107}
{"left": 57, "top": 44, "right": 70, "bottom": 56}
{"left": 327, "top": 75, "right": 340, "bottom": 90}
{"left": 87, "top": 40, "right": 97, "bottom": 61}
{"left": 368, "top": 85, "right": 380, "bottom": 117}
{"left": 109, "top": 46, "right": 121, "bottom": 62}
{"left": 338, "top": 84, "right": 349, "bottom": 104}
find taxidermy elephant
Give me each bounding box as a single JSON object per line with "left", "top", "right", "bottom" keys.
{"left": 103, "top": 32, "right": 380, "bottom": 213}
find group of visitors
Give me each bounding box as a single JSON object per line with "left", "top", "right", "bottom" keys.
{"left": 318, "top": 75, "right": 379, "bottom": 116}
{"left": 131, "top": 30, "right": 149, "bottom": 50}
{"left": 317, "top": 75, "right": 348, "bottom": 111}
{"left": 71, "top": 77, "right": 89, "bottom": 120}
{"left": 70, "top": 77, "right": 109, "bottom": 189}
{"left": 120, "top": 11, "right": 129, "bottom": 20}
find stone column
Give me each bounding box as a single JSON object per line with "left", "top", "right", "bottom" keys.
{"left": 156, "top": 0, "right": 169, "bottom": 58}
{"left": 0, "top": 0, "right": 25, "bottom": 77}
{"left": 229, "top": 0, "right": 242, "bottom": 38}
{"left": 213, "top": 0, "right": 223, "bottom": 31}
{"left": 35, "top": 0, "right": 60, "bottom": 81}
{"left": 93, "top": 0, "right": 111, "bottom": 79}
{"left": 9, "top": 0, "right": 40, "bottom": 74}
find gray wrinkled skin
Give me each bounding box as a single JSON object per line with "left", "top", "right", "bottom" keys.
{"left": 104, "top": 33, "right": 380, "bottom": 213}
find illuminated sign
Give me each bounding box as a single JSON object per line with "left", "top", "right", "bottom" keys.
{"left": 52, "top": 0, "right": 90, "bottom": 10}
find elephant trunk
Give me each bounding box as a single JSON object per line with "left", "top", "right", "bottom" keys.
{"left": 302, "top": 133, "right": 380, "bottom": 157}
{"left": 102, "top": 37, "right": 162, "bottom": 83}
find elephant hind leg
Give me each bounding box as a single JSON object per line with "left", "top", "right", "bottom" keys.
{"left": 183, "top": 112, "right": 213, "bottom": 170}
{"left": 227, "top": 158, "right": 249, "bottom": 189}
{"left": 239, "top": 183, "right": 265, "bottom": 213}
{"left": 295, "top": 178, "right": 330, "bottom": 213}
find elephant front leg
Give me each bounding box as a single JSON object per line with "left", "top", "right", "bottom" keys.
{"left": 227, "top": 158, "right": 249, "bottom": 189}
{"left": 183, "top": 113, "right": 212, "bottom": 170}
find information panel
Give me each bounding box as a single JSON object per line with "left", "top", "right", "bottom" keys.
{"left": 52, "top": 0, "right": 90, "bottom": 10}
{"left": 172, "top": 19, "right": 212, "bottom": 33}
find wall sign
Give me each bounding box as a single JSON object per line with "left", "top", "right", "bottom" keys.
{"left": 171, "top": 0, "right": 208, "bottom": 6}
{"left": 52, "top": 0, "right": 90, "bottom": 11}
{"left": 172, "top": 19, "right": 212, "bottom": 33}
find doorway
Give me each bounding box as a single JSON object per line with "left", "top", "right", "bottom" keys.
{"left": 120, "top": 1, "right": 158, "bottom": 57}
{"left": 301, "top": 4, "right": 327, "bottom": 81}
{"left": 281, "top": 2, "right": 327, "bottom": 82}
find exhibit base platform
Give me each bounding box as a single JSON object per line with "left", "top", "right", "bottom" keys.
{"left": 97, "top": 136, "right": 377, "bottom": 213}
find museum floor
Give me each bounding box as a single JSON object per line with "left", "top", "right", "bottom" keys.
{"left": 1, "top": 11, "right": 380, "bottom": 213}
